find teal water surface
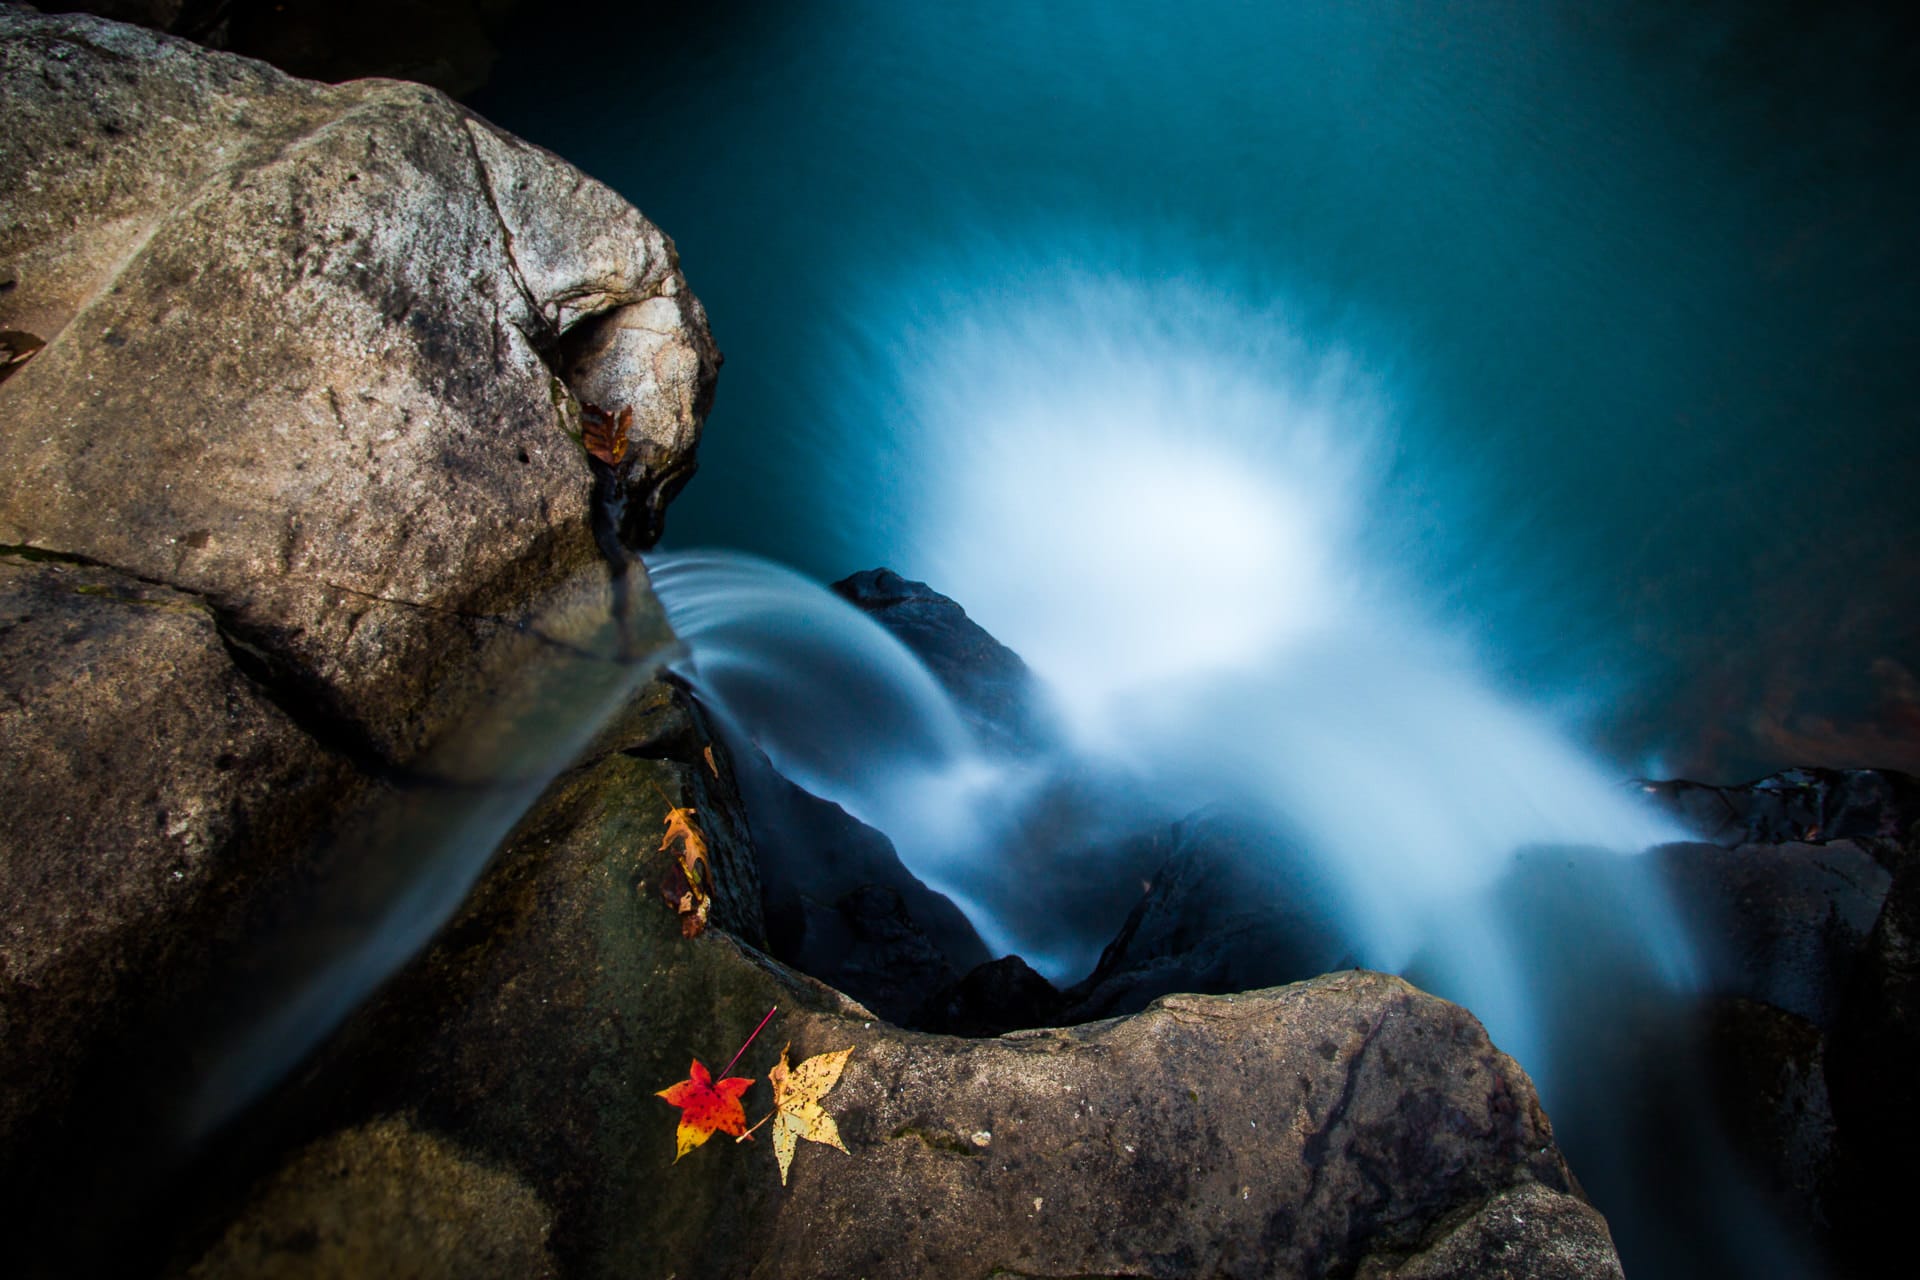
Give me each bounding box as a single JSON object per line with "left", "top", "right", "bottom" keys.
{"left": 476, "top": 0, "right": 1919, "bottom": 783}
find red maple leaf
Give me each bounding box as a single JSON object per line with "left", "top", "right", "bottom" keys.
{"left": 656, "top": 1058, "right": 753, "bottom": 1160}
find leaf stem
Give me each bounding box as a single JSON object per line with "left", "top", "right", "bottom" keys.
{"left": 720, "top": 1004, "right": 778, "bottom": 1079}
{"left": 736, "top": 1111, "right": 773, "bottom": 1143}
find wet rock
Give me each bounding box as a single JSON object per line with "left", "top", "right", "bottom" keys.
{"left": 754, "top": 973, "right": 1610, "bottom": 1280}
{"left": 1827, "top": 824, "right": 1920, "bottom": 1273}
{"left": 202, "top": 779, "right": 1621, "bottom": 1280}
{"left": 796, "top": 884, "right": 961, "bottom": 1027}
{"left": 832, "top": 567, "right": 1049, "bottom": 753}
{"left": 1654, "top": 838, "right": 1891, "bottom": 1027}
{"left": 1700, "top": 997, "right": 1837, "bottom": 1230}
{"left": 1359, "top": 1182, "right": 1625, "bottom": 1280}
{"left": 715, "top": 713, "right": 991, "bottom": 1010}
{"left": 1641, "top": 776, "right": 1920, "bottom": 1273}
{"left": 1643, "top": 767, "right": 1920, "bottom": 853}
{"left": 1065, "top": 806, "right": 1350, "bottom": 1023}
{"left": 187, "top": 1115, "right": 559, "bottom": 1280}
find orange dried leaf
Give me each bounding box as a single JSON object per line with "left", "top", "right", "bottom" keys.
{"left": 657, "top": 805, "right": 712, "bottom": 938}
{"left": 656, "top": 1059, "right": 753, "bottom": 1160}
{"left": 580, "top": 401, "right": 631, "bottom": 466}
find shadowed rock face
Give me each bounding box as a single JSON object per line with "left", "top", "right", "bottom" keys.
{"left": 0, "top": 4, "right": 715, "bottom": 1201}
{"left": 832, "top": 567, "right": 1050, "bottom": 754}
{"left": 1062, "top": 806, "right": 1351, "bottom": 1025}
{"left": 0, "top": 555, "right": 351, "bottom": 1160}
{"left": 1635, "top": 770, "right": 1920, "bottom": 1272}
{"left": 1642, "top": 767, "right": 1920, "bottom": 848}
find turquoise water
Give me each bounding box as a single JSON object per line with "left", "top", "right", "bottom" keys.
{"left": 477, "top": 0, "right": 1919, "bottom": 784}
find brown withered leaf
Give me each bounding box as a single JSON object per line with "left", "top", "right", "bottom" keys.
{"left": 657, "top": 804, "right": 712, "bottom": 938}
{"left": 580, "top": 402, "right": 632, "bottom": 466}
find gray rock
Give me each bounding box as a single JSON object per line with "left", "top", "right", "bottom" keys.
{"left": 0, "top": 7, "right": 717, "bottom": 760}
{"left": 0, "top": 553, "right": 355, "bottom": 1152}
{"left": 1360, "top": 1182, "right": 1625, "bottom": 1280}
{"left": 0, "top": 2, "right": 714, "bottom": 1207}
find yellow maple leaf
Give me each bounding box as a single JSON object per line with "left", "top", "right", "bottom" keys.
{"left": 767, "top": 1042, "right": 853, "bottom": 1186}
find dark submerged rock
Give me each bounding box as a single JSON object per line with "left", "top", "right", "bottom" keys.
{"left": 1065, "top": 806, "right": 1351, "bottom": 1023}
{"left": 1826, "top": 823, "right": 1920, "bottom": 1275}
{"left": 831, "top": 566, "right": 1050, "bottom": 753}
{"left": 798, "top": 883, "right": 962, "bottom": 1027}
{"left": 1653, "top": 838, "right": 1891, "bottom": 1026}
{"left": 914, "top": 953, "right": 1066, "bottom": 1037}
{"left": 1641, "top": 771, "right": 1920, "bottom": 1274}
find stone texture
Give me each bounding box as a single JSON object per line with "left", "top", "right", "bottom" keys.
{"left": 0, "top": 8, "right": 717, "bottom": 760}
{"left": 1064, "top": 806, "right": 1350, "bottom": 1024}
{"left": 1701, "top": 996, "right": 1837, "bottom": 1229}
{"left": 1360, "top": 1182, "right": 1625, "bottom": 1280}
{"left": 1655, "top": 838, "right": 1891, "bottom": 1027}
{"left": 188, "top": 1115, "right": 559, "bottom": 1280}
{"left": 0, "top": 552, "right": 349, "bottom": 1157}
{"left": 1643, "top": 767, "right": 1919, "bottom": 851}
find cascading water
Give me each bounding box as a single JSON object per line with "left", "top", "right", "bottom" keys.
{"left": 657, "top": 269, "right": 1694, "bottom": 1061}
{"left": 647, "top": 550, "right": 1032, "bottom": 958}
{"left": 647, "top": 268, "right": 1822, "bottom": 1276}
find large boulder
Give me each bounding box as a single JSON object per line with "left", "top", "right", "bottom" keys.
{"left": 0, "top": 7, "right": 716, "bottom": 761}
{"left": 0, "top": 2, "right": 715, "bottom": 1193}
{"left": 0, "top": 553, "right": 351, "bottom": 1164}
